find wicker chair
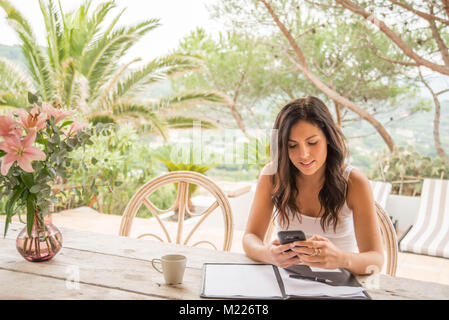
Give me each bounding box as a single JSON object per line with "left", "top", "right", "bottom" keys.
{"left": 119, "top": 171, "right": 234, "bottom": 251}
{"left": 375, "top": 202, "right": 398, "bottom": 276}
{"left": 263, "top": 201, "right": 398, "bottom": 276}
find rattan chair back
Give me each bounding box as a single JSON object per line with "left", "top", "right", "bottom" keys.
{"left": 119, "top": 171, "right": 234, "bottom": 251}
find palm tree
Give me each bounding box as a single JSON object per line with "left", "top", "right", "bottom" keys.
{"left": 0, "top": 0, "right": 226, "bottom": 138}
{"left": 153, "top": 144, "right": 215, "bottom": 218}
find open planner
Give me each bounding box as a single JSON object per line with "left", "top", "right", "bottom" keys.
{"left": 200, "top": 263, "right": 371, "bottom": 300}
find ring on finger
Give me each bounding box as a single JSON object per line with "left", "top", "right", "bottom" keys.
{"left": 311, "top": 248, "right": 317, "bottom": 256}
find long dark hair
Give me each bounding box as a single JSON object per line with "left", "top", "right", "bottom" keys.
{"left": 271, "top": 96, "right": 348, "bottom": 232}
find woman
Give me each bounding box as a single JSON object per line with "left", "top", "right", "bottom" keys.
{"left": 243, "top": 96, "right": 384, "bottom": 275}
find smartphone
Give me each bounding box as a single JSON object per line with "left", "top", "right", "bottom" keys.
{"left": 277, "top": 230, "right": 306, "bottom": 246}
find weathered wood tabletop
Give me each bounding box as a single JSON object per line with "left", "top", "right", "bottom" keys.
{"left": 1, "top": 222, "right": 448, "bottom": 300}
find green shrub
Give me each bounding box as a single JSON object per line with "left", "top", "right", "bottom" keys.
{"left": 369, "top": 146, "right": 449, "bottom": 195}
{"left": 57, "top": 124, "right": 174, "bottom": 216}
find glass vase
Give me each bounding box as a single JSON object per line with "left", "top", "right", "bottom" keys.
{"left": 16, "top": 212, "right": 63, "bottom": 262}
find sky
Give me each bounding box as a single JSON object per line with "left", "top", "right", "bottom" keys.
{"left": 0, "top": 0, "right": 221, "bottom": 61}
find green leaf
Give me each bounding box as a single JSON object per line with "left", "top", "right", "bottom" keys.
{"left": 27, "top": 91, "right": 39, "bottom": 104}
{"left": 5, "top": 185, "right": 25, "bottom": 217}
{"left": 3, "top": 213, "right": 12, "bottom": 239}
{"left": 4, "top": 185, "right": 25, "bottom": 237}
{"left": 59, "top": 120, "right": 74, "bottom": 129}
{"left": 20, "top": 173, "right": 34, "bottom": 189}
{"left": 29, "top": 185, "right": 41, "bottom": 193}
{"left": 26, "top": 194, "right": 36, "bottom": 237}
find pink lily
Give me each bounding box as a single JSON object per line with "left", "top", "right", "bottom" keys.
{"left": 0, "top": 130, "right": 46, "bottom": 175}
{"left": 66, "top": 121, "right": 87, "bottom": 137}
{"left": 0, "top": 115, "right": 21, "bottom": 138}
{"left": 15, "top": 105, "right": 47, "bottom": 132}
{"left": 41, "top": 102, "right": 74, "bottom": 123}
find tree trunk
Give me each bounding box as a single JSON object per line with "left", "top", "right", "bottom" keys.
{"left": 432, "top": 94, "right": 449, "bottom": 166}
{"left": 334, "top": 101, "right": 342, "bottom": 127}
{"left": 419, "top": 70, "right": 449, "bottom": 167}
{"left": 228, "top": 102, "right": 250, "bottom": 139}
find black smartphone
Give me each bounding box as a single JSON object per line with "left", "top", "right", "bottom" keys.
{"left": 278, "top": 230, "right": 306, "bottom": 246}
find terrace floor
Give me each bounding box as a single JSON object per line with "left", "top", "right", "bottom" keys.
{"left": 25, "top": 206, "right": 449, "bottom": 287}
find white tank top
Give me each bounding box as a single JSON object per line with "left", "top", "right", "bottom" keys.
{"left": 275, "top": 165, "right": 359, "bottom": 253}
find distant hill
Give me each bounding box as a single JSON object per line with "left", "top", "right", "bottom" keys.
{"left": 0, "top": 43, "right": 27, "bottom": 66}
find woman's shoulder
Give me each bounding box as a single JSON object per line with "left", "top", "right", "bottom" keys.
{"left": 345, "top": 165, "right": 369, "bottom": 185}
{"left": 345, "top": 165, "right": 373, "bottom": 204}
{"left": 257, "top": 162, "right": 276, "bottom": 190}
{"left": 260, "top": 161, "right": 276, "bottom": 176}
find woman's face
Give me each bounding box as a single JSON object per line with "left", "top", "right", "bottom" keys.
{"left": 287, "top": 120, "right": 328, "bottom": 177}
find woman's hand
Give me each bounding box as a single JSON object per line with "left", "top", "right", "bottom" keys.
{"left": 290, "top": 234, "right": 348, "bottom": 270}
{"left": 267, "top": 239, "right": 303, "bottom": 268}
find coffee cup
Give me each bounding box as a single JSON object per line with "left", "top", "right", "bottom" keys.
{"left": 151, "top": 254, "right": 187, "bottom": 285}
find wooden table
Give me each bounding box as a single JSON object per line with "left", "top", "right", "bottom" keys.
{"left": 1, "top": 222, "right": 449, "bottom": 300}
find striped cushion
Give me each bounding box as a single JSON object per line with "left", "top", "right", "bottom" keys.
{"left": 369, "top": 180, "right": 392, "bottom": 209}
{"left": 400, "top": 179, "right": 449, "bottom": 258}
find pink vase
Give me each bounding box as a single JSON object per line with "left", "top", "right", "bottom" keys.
{"left": 16, "top": 212, "right": 63, "bottom": 262}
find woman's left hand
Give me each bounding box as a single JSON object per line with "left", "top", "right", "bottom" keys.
{"left": 290, "top": 234, "right": 347, "bottom": 270}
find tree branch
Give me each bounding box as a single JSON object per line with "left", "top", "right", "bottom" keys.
{"left": 335, "top": 0, "right": 449, "bottom": 75}
{"left": 369, "top": 44, "right": 420, "bottom": 66}
{"left": 304, "top": 0, "right": 344, "bottom": 9}
{"left": 388, "top": 0, "right": 449, "bottom": 26}
{"left": 428, "top": 5, "right": 449, "bottom": 67}
{"left": 443, "top": 0, "right": 449, "bottom": 18}
{"left": 437, "top": 87, "right": 449, "bottom": 95}
{"left": 418, "top": 67, "right": 449, "bottom": 166}
{"left": 259, "top": 0, "right": 396, "bottom": 151}
{"left": 233, "top": 71, "right": 247, "bottom": 105}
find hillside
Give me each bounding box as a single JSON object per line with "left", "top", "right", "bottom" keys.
{"left": 0, "top": 44, "right": 27, "bottom": 66}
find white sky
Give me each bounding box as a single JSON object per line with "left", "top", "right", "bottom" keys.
{"left": 0, "top": 0, "right": 221, "bottom": 60}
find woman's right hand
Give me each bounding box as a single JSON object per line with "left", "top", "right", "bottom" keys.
{"left": 267, "top": 239, "right": 303, "bottom": 268}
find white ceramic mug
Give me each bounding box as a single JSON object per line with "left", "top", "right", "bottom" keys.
{"left": 151, "top": 254, "right": 187, "bottom": 285}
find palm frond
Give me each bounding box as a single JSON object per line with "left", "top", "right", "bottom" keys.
{"left": 110, "top": 55, "right": 204, "bottom": 105}
{"left": 73, "top": 1, "right": 118, "bottom": 58}
{"left": 0, "top": 0, "right": 35, "bottom": 39}
{"left": 39, "top": 0, "right": 63, "bottom": 71}
{"left": 0, "top": 57, "right": 34, "bottom": 93}
{"left": 110, "top": 61, "right": 167, "bottom": 104}
{"left": 88, "top": 19, "right": 161, "bottom": 99}
{"left": 95, "top": 57, "right": 142, "bottom": 110}
{"left": 160, "top": 54, "right": 205, "bottom": 78}
{"left": 0, "top": 1, "right": 56, "bottom": 100}
{"left": 0, "top": 92, "right": 29, "bottom": 109}
{"left": 164, "top": 115, "right": 217, "bottom": 129}
{"left": 115, "top": 18, "right": 160, "bottom": 57}
{"left": 151, "top": 90, "right": 228, "bottom": 112}
{"left": 61, "top": 57, "right": 79, "bottom": 106}
{"left": 112, "top": 103, "right": 168, "bottom": 140}
{"left": 81, "top": 27, "right": 135, "bottom": 97}
{"left": 153, "top": 144, "right": 214, "bottom": 170}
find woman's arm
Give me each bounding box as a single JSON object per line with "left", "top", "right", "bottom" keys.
{"left": 344, "top": 169, "right": 384, "bottom": 274}
{"left": 291, "top": 169, "right": 384, "bottom": 275}
{"left": 242, "top": 164, "right": 301, "bottom": 268}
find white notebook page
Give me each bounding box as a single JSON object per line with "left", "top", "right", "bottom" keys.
{"left": 203, "top": 264, "right": 283, "bottom": 298}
